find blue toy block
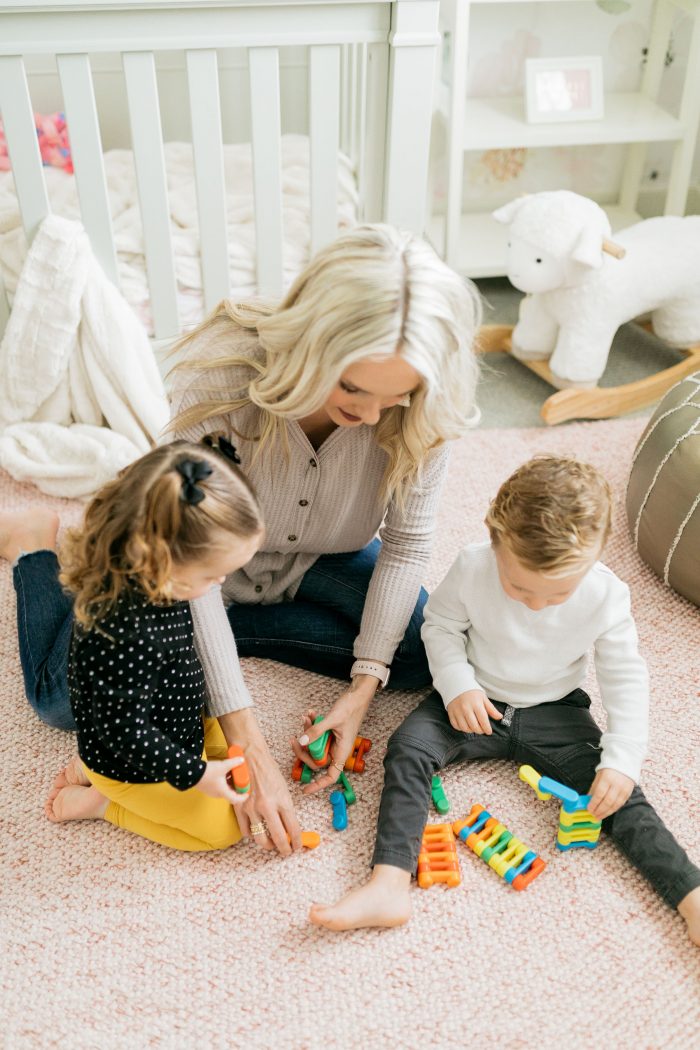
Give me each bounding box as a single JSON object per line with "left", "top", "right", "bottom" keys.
{"left": 330, "top": 789, "right": 348, "bottom": 831}
{"left": 456, "top": 809, "right": 491, "bottom": 841}
{"left": 503, "top": 850, "right": 538, "bottom": 884}
{"left": 556, "top": 839, "right": 599, "bottom": 852}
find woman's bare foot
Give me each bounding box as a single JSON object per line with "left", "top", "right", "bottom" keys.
{"left": 45, "top": 784, "right": 108, "bottom": 823}
{"left": 52, "top": 755, "right": 90, "bottom": 792}
{"left": 677, "top": 886, "right": 700, "bottom": 947}
{"left": 309, "top": 864, "right": 412, "bottom": 931}
{"left": 0, "top": 509, "right": 60, "bottom": 563}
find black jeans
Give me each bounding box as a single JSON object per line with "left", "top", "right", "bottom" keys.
{"left": 372, "top": 689, "right": 700, "bottom": 910}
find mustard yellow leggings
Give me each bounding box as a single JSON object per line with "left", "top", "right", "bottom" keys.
{"left": 84, "top": 718, "right": 242, "bottom": 852}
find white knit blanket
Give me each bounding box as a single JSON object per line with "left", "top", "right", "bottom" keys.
{"left": 0, "top": 215, "right": 169, "bottom": 498}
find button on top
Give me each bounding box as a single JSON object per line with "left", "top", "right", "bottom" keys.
{"left": 309, "top": 459, "right": 317, "bottom": 467}
{"left": 254, "top": 584, "right": 263, "bottom": 593}
{"left": 299, "top": 499, "right": 308, "bottom": 507}
{"left": 288, "top": 534, "right": 297, "bottom": 542}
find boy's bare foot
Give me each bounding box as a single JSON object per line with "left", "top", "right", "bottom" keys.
{"left": 309, "top": 864, "right": 412, "bottom": 931}
{"left": 677, "top": 886, "right": 700, "bottom": 947}
{"left": 45, "top": 784, "right": 108, "bottom": 823}
{"left": 0, "top": 509, "right": 60, "bottom": 563}
{"left": 52, "top": 755, "right": 90, "bottom": 791}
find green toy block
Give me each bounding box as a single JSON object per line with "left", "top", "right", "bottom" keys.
{"left": 431, "top": 774, "right": 450, "bottom": 815}
{"left": 307, "top": 714, "right": 331, "bottom": 763}
{"left": 300, "top": 764, "right": 313, "bottom": 784}
{"left": 338, "top": 770, "right": 356, "bottom": 805}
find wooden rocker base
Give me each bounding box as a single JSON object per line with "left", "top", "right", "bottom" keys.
{"left": 476, "top": 324, "right": 700, "bottom": 426}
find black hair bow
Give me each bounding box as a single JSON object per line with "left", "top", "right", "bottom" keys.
{"left": 176, "top": 458, "right": 213, "bottom": 505}
{"left": 203, "top": 433, "right": 242, "bottom": 465}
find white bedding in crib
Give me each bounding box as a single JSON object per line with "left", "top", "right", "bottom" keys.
{"left": 0, "top": 135, "right": 359, "bottom": 335}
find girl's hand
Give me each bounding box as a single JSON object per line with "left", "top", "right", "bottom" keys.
{"left": 290, "top": 675, "right": 378, "bottom": 795}
{"left": 587, "top": 768, "right": 634, "bottom": 820}
{"left": 446, "top": 689, "right": 502, "bottom": 734}
{"left": 196, "top": 756, "right": 248, "bottom": 805}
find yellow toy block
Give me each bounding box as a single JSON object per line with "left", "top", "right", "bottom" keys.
{"left": 519, "top": 764, "right": 552, "bottom": 801}
{"left": 559, "top": 808, "right": 599, "bottom": 829}
{"left": 558, "top": 826, "right": 601, "bottom": 847}
{"left": 473, "top": 822, "right": 507, "bottom": 858}
{"left": 490, "top": 837, "right": 527, "bottom": 877}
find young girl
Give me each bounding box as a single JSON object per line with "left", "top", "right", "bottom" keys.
{"left": 45, "top": 439, "right": 265, "bottom": 851}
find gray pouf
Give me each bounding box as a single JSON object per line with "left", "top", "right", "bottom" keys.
{"left": 626, "top": 371, "right": 700, "bottom": 607}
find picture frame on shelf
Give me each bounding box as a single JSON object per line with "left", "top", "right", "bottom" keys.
{"left": 525, "top": 55, "right": 604, "bottom": 123}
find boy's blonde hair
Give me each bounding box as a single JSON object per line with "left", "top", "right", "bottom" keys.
{"left": 60, "top": 440, "right": 263, "bottom": 630}
{"left": 170, "top": 223, "right": 482, "bottom": 508}
{"left": 485, "top": 455, "right": 613, "bottom": 576}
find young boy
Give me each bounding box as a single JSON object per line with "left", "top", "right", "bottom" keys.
{"left": 309, "top": 456, "right": 700, "bottom": 944}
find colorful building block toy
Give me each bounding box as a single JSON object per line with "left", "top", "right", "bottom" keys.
{"left": 518, "top": 764, "right": 601, "bottom": 851}
{"left": 344, "top": 735, "right": 372, "bottom": 773}
{"left": 291, "top": 758, "right": 314, "bottom": 784}
{"left": 286, "top": 831, "right": 321, "bottom": 849}
{"left": 338, "top": 770, "right": 356, "bottom": 805}
{"left": 226, "top": 744, "right": 251, "bottom": 795}
{"left": 307, "top": 715, "right": 332, "bottom": 767}
{"left": 452, "top": 804, "right": 546, "bottom": 891}
{"left": 417, "top": 823, "right": 461, "bottom": 888}
{"left": 431, "top": 774, "right": 450, "bottom": 815}
{"left": 330, "top": 790, "right": 348, "bottom": 831}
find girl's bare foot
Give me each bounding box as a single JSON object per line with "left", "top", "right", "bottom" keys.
{"left": 309, "top": 864, "right": 412, "bottom": 931}
{"left": 677, "top": 886, "right": 700, "bottom": 947}
{"left": 52, "top": 755, "right": 90, "bottom": 791}
{"left": 45, "top": 784, "right": 108, "bottom": 823}
{"left": 0, "top": 509, "right": 60, "bottom": 563}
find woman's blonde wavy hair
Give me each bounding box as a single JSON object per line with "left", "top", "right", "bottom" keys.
{"left": 60, "top": 441, "right": 263, "bottom": 631}
{"left": 485, "top": 455, "right": 613, "bottom": 577}
{"left": 171, "top": 224, "right": 482, "bottom": 506}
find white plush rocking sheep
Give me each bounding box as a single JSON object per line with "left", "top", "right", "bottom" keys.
{"left": 493, "top": 190, "right": 700, "bottom": 388}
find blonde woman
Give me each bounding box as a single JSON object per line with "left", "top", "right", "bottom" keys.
{"left": 0, "top": 224, "right": 481, "bottom": 856}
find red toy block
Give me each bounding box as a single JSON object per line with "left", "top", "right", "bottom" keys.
{"left": 226, "top": 744, "right": 251, "bottom": 795}
{"left": 344, "top": 735, "right": 372, "bottom": 773}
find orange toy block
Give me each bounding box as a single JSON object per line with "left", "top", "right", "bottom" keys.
{"left": 226, "top": 744, "right": 251, "bottom": 795}
{"left": 417, "top": 823, "right": 461, "bottom": 889}
{"left": 512, "top": 856, "right": 547, "bottom": 890}
{"left": 344, "top": 735, "right": 372, "bottom": 773}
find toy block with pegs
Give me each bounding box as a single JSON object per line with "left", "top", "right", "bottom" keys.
{"left": 226, "top": 744, "right": 251, "bottom": 795}
{"left": 291, "top": 758, "right": 313, "bottom": 784}
{"left": 518, "top": 765, "right": 601, "bottom": 851}
{"left": 452, "top": 804, "right": 546, "bottom": 891}
{"left": 344, "top": 735, "right": 372, "bottom": 773}
{"left": 417, "top": 823, "right": 461, "bottom": 889}
{"left": 330, "top": 790, "right": 348, "bottom": 830}
{"left": 337, "top": 770, "right": 356, "bottom": 805}
{"left": 307, "top": 715, "right": 332, "bottom": 767}
{"left": 431, "top": 774, "right": 450, "bottom": 815}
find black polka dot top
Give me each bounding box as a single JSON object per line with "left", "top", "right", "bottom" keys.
{"left": 69, "top": 591, "right": 207, "bottom": 791}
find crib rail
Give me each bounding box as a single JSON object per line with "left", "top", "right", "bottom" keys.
{"left": 0, "top": 1, "right": 439, "bottom": 342}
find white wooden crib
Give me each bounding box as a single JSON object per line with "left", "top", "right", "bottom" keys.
{"left": 0, "top": 0, "right": 439, "bottom": 344}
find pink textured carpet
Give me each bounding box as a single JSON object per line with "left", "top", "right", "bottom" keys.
{"left": 1, "top": 417, "right": 699, "bottom": 1049}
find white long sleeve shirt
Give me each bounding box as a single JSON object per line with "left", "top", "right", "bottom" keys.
{"left": 421, "top": 542, "right": 649, "bottom": 782}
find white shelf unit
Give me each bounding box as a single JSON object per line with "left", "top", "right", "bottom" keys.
{"left": 431, "top": 0, "right": 700, "bottom": 278}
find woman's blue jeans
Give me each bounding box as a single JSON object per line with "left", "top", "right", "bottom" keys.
{"left": 12, "top": 539, "right": 431, "bottom": 732}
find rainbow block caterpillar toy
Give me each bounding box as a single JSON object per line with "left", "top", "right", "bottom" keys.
{"left": 452, "top": 804, "right": 546, "bottom": 891}
{"left": 518, "top": 765, "right": 601, "bottom": 851}
{"left": 417, "top": 823, "right": 461, "bottom": 889}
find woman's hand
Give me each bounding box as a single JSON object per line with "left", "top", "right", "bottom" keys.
{"left": 290, "top": 675, "right": 378, "bottom": 795}
{"left": 196, "top": 756, "right": 248, "bottom": 805}
{"left": 218, "top": 709, "right": 302, "bottom": 856}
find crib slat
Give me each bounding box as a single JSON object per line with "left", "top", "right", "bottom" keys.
{"left": 0, "top": 56, "right": 50, "bottom": 242}
{"left": 248, "top": 47, "right": 283, "bottom": 298}
{"left": 56, "top": 53, "right": 119, "bottom": 287}
{"left": 309, "top": 45, "right": 340, "bottom": 256}
{"left": 356, "top": 44, "right": 369, "bottom": 208}
{"left": 0, "top": 269, "right": 10, "bottom": 335}
{"left": 122, "top": 50, "right": 179, "bottom": 340}
{"left": 186, "top": 49, "right": 230, "bottom": 313}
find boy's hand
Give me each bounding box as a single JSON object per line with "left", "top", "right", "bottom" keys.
{"left": 447, "top": 690, "right": 503, "bottom": 735}
{"left": 587, "top": 768, "right": 634, "bottom": 820}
